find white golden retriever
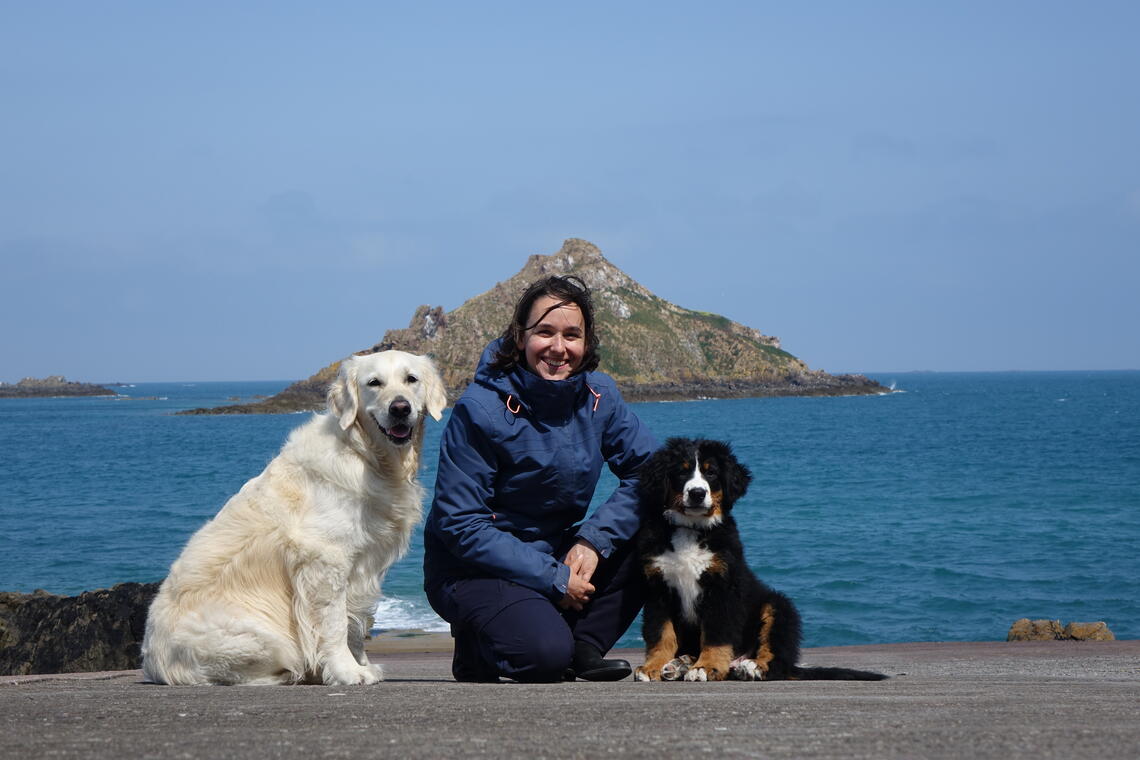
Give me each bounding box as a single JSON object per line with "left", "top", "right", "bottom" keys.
{"left": 141, "top": 351, "right": 446, "bottom": 685}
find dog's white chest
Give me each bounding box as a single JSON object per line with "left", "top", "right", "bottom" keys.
{"left": 650, "top": 529, "right": 713, "bottom": 624}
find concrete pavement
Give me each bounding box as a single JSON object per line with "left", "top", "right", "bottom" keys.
{"left": 3, "top": 640, "right": 1138, "bottom": 759}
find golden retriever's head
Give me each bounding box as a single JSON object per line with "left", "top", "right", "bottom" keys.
{"left": 327, "top": 351, "right": 447, "bottom": 447}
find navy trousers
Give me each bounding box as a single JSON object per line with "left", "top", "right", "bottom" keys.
{"left": 425, "top": 535, "right": 644, "bottom": 683}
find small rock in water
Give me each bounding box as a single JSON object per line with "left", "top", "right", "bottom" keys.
{"left": 1007, "top": 618, "right": 1114, "bottom": 641}
{"left": 1063, "top": 621, "right": 1115, "bottom": 641}
{"left": 1007, "top": 618, "right": 1064, "bottom": 641}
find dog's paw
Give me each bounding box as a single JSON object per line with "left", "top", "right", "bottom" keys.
{"left": 633, "top": 667, "right": 656, "bottom": 682}
{"left": 661, "top": 655, "right": 695, "bottom": 681}
{"left": 684, "top": 663, "right": 727, "bottom": 682}
{"left": 729, "top": 657, "right": 767, "bottom": 681}
{"left": 324, "top": 659, "right": 384, "bottom": 686}
{"left": 359, "top": 663, "right": 384, "bottom": 684}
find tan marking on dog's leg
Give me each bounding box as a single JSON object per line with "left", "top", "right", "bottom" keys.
{"left": 754, "top": 603, "right": 777, "bottom": 676}
{"left": 635, "top": 619, "right": 679, "bottom": 682}
{"left": 685, "top": 644, "right": 734, "bottom": 681}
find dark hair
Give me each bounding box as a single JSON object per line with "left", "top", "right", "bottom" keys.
{"left": 490, "top": 275, "right": 600, "bottom": 375}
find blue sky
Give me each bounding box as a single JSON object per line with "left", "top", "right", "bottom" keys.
{"left": 2, "top": 2, "right": 1137, "bottom": 382}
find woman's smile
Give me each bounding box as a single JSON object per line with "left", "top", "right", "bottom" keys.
{"left": 519, "top": 295, "right": 585, "bottom": 380}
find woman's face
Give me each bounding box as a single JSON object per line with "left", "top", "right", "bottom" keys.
{"left": 517, "top": 295, "right": 586, "bottom": 381}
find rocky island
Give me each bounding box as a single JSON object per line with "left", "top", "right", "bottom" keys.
{"left": 0, "top": 376, "right": 116, "bottom": 398}
{"left": 181, "top": 239, "right": 887, "bottom": 415}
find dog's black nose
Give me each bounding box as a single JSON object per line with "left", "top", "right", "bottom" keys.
{"left": 687, "top": 487, "right": 707, "bottom": 503}
{"left": 389, "top": 398, "right": 411, "bottom": 418}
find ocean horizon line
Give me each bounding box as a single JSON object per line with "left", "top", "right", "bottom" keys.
{"left": 17, "top": 367, "right": 1139, "bottom": 388}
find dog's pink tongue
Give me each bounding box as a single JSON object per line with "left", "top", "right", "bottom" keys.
{"left": 389, "top": 424, "right": 411, "bottom": 438}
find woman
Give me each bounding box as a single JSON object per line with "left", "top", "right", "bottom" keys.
{"left": 423, "top": 275, "right": 659, "bottom": 682}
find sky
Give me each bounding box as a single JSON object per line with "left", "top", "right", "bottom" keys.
{"left": 2, "top": 1, "right": 1137, "bottom": 382}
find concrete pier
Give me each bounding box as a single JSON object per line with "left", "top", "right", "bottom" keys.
{"left": 3, "top": 640, "right": 1138, "bottom": 759}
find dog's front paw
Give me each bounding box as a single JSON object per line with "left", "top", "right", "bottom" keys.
{"left": 633, "top": 666, "right": 657, "bottom": 682}
{"left": 661, "top": 655, "right": 695, "bottom": 681}
{"left": 684, "top": 664, "right": 727, "bottom": 682}
{"left": 729, "top": 657, "right": 767, "bottom": 681}
{"left": 324, "top": 658, "right": 384, "bottom": 686}
{"left": 358, "top": 663, "right": 384, "bottom": 684}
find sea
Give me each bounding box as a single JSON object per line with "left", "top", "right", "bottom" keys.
{"left": 1, "top": 371, "right": 1137, "bottom": 648}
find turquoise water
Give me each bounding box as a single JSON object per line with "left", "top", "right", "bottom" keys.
{"left": 1, "top": 372, "right": 1137, "bottom": 647}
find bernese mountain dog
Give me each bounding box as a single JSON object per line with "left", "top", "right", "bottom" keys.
{"left": 634, "top": 437, "right": 886, "bottom": 682}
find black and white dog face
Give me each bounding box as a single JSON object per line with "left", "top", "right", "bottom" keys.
{"left": 640, "top": 438, "right": 753, "bottom": 528}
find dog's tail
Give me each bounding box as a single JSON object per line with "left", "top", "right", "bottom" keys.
{"left": 791, "top": 665, "right": 888, "bottom": 681}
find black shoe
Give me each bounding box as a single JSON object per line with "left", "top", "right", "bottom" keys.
{"left": 566, "top": 641, "right": 632, "bottom": 682}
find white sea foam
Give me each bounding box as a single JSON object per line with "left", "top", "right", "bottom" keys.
{"left": 371, "top": 595, "right": 449, "bottom": 634}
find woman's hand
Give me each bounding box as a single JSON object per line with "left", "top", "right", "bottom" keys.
{"left": 559, "top": 539, "right": 601, "bottom": 611}
{"left": 559, "top": 572, "right": 596, "bottom": 611}
{"left": 564, "top": 539, "right": 600, "bottom": 583}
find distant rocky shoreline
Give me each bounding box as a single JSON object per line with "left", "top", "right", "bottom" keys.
{"left": 179, "top": 239, "right": 890, "bottom": 415}
{"left": 176, "top": 371, "right": 889, "bottom": 415}
{"left": 0, "top": 376, "right": 116, "bottom": 398}
{"left": 620, "top": 371, "right": 890, "bottom": 403}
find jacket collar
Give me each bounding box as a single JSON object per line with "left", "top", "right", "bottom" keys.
{"left": 475, "top": 339, "right": 587, "bottom": 415}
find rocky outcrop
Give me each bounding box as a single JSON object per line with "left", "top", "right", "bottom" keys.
{"left": 1007, "top": 619, "right": 1065, "bottom": 641}
{"left": 182, "top": 239, "right": 888, "bottom": 414}
{"left": 615, "top": 371, "right": 888, "bottom": 403}
{"left": 179, "top": 360, "right": 342, "bottom": 415}
{"left": 0, "top": 376, "right": 116, "bottom": 398}
{"left": 0, "top": 583, "right": 158, "bottom": 675}
{"left": 1007, "top": 618, "right": 1116, "bottom": 642}
{"left": 1062, "top": 621, "right": 1116, "bottom": 641}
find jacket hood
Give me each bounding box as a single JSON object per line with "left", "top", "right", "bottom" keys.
{"left": 474, "top": 338, "right": 588, "bottom": 415}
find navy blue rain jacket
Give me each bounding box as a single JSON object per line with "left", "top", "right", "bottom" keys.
{"left": 423, "top": 340, "right": 659, "bottom": 600}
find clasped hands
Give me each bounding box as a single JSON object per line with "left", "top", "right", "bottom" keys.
{"left": 558, "top": 538, "right": 600, "bottom": 611}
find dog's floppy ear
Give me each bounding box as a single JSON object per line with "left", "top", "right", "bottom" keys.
{"left": 638, "top": 438, "right": 684, "bottom": 504}
{"left": 327, "top": 358, "right": 361, "bottom": 431}
{"left": 699, "top": 439, "right": 752, "bottom": 507}
{"left": 637, "top": 449, "right": 668, "bottom": 504}
{"left": 710, "top": 440, "right": 753, "bottom": 507}
{"left": 418, "top": 356, "right": 447, "bottom": 421}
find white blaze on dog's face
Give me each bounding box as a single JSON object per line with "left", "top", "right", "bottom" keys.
{"left": 662, "top": 441, "right": 740, "bottom": 530}
{"left": 331, "top": 351, "right": 446, "bottom": 445}
{"left": 682, "top": 453, "right": 713, "bottom": 514}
